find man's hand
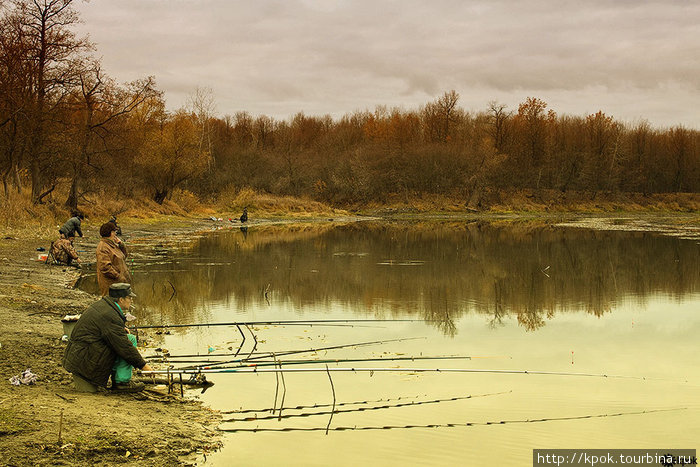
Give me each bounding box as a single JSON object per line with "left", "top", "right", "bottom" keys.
{"left": 141, "top": 364, "right": 153, "bottom": 372}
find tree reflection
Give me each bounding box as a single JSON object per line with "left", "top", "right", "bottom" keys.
{"left": 81, "top": 221, "right": 700, "bottom": 334}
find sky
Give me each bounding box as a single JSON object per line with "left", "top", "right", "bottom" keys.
{"left": 74, "top": 0, "right": 700, "bottom": 129}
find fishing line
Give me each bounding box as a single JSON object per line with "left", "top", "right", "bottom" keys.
{"left": 178, "top": 337, "right": 427, "bottom": 369}
{"left": 145, "top": 336, "right": 426, "bottom": 362}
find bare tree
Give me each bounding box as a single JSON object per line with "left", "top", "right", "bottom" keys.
{"left": 64, "top": 62, "right": 157, "bottom": 209}
{"left": 186, "top": 86, "right": 216, "bottom": 170}
{"left": 15, "top": 0, "right": 91, "bottom": 203}
{"left": 487, "top": 101, "right": 512, "bottom": 153}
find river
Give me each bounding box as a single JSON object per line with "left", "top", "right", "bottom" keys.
{"left": 80, "top": 219, "right": 700, "bottom": 466}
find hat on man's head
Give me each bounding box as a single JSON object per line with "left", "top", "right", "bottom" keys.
{"left": 99, "top": 222, "right": 117, "bottom": 238}
{"left": 109, "top": 283, "right": 136, "bottom": 299}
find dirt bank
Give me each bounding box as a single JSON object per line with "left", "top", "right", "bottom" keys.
{"left": 0, "top": 218, "right": 224, "bottom": 466}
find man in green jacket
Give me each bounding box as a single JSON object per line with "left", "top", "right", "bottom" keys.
{"left": 63, "top": 283, "right": 153, "bottom": 392}
{"left": 59, "top": 211, "right": 84, "bottom": 238}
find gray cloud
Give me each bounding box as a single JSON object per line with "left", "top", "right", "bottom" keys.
{"left": 75, "top": 0, "right": 700, "bottom": 127}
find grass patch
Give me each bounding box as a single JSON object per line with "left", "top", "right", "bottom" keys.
{"left": 0, "top": 408, "right": 31, "bottom": 435}
{"left": 216, "top": 186, "right": 344, "bottom": 217}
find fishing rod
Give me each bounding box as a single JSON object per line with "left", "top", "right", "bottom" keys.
{"left": 177, "top": 336, "right": 427, "bottom": 369}
{"left": 142, "top": 366, "right": 657, "bottom": 381}
{"left": 134, "top": 323, "right": 380, "bottom": 330}
{"left": 221, "top": 391, "right": 511, "bottom": 423}
{"left": 217, "top": 407, "right": 687, "bottom": 433}
{"left": 151, "top": 354, "right": 506, "bottom": 365}
{"left": 176, "top": 355, "right": 481, "bottom": 369}
{"left": 148, "top": 350, "right": 507, "bottom": 362}
{"left": 222, "top": 394, "right": 429, "bottom": 414}
{"left": 131, "top": 319, "right": 429, "bottom": 330}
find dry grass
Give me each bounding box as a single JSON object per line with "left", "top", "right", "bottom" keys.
{"left": 216, "top": 186, "right": 344, "bottom": 217}
{"left": 357, "top": 189, "right": 700, "bottom": 215}
{"left": 0, "top": 190, "right": 66, "bottom": 238}
{"left": 0, "top": 187, "right": 208, "bottom": 238}
{"left": 0, "top": 185, "right": 345, "bottom": 236}
{"left": 2, "top": 183, "right": 697, "bottom": 237}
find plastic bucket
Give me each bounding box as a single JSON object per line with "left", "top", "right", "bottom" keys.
{"left": 62, "top": 320, "right": 77, "bottom": 338}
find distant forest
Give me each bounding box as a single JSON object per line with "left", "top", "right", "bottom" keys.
{"left": 1, "top": 0, "right": 699, "bottom": 211}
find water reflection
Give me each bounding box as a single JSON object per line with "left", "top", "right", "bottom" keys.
{"left": 80, "top": 221, "right": 700, "bottom": 332}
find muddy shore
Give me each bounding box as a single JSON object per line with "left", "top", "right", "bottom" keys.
{"left": 0, "top": 218, "right": 226, "bottom": 467}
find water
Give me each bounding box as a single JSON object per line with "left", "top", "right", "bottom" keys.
{"left": 80, "top": 221, "right": 700, "bottom": 466}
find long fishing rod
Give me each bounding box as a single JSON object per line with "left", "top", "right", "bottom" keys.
{"left": 222, "top": 394, "right": 429, "bottom": 414}
{"left": 142, "top": 366, "right": 658, "bottom": 381}
{"left": 178, "top": 355, "right": 480, "bottom": 369}
{"left": 152, "top": 354, "right": 507, "bottom": 365}
{"left": 136, "top": 323, "right": 380, "bottom": 330}
{"left": 221, "top": 390, "right": 511, "bottom": 423}
{"left": 217, "top": 407, "right": 686, "bottom": 433}
{"left": 149, "top": 350, "right": 507, "bottom": 363}
{"left": 131, "top": 319, "right": 429, "bottom": 330}
{"left": 178, "top": 337, "right": 427, "bottom": 369}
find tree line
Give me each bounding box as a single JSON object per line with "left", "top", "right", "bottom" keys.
{"left": 2, "top": 1, "right": 698, "bottom": 211}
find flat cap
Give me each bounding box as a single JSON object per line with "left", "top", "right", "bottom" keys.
{"left": 109, "top": 283, "right": 136, "bottom": 299}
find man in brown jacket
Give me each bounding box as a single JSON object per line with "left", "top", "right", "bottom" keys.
{"left": 96, "top": 222, "right": 131, "bottom": 296}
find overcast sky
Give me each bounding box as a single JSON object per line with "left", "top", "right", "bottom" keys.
{"left": 74, "top": 0, "right": 700, "bottom": 128}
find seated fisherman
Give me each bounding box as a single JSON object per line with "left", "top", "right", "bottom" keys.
{"left": 50, "top": 233, "right": 82, "bottom": 267}
{"left": 63, "top": 283, "right": 153, "bottom": 393}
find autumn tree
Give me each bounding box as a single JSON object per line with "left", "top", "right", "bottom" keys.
{"left": 421, "top": 90, "right": 461, "bottom": 143}
{"left": 486, "top": 101, "right": 512, "bottom": 154}
{"left": 62, "top": 64, "right": 157, "bottom": 210}
{"left": 626, "top": 121, "right": 654, "bottom": 193}
{"left": 513, "top": 97, "right": 556, "bottom": 188}
{"left": 583, "top": 111, "right": 622, "bottom": 190}
{"left": 665, "top": 126, "right": 697, "bottom": 192}
{"left": 0, "top": 5, "right": 31, "bottom": 196}
{"left": 136, "top": 109, "right": 209, "bottom": 204}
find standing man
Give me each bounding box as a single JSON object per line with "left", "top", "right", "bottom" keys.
{"left": 96, "top": 222, "right": 131, "bottom": 296}
{"left": 63, "top": 283, "right": 153, "bottom": 392}
{"left": 59, "top": 211, "right": 84, "bottom": 238}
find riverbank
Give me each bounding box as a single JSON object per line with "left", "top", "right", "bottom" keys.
{"left": 1, "top": 188, "right": 698, "bottom": 239}
{"left": 0, "top": 219, "right": 225, "bottom": 466}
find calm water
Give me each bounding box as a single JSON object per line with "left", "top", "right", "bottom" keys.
{"left": 81, "top": 221, "right": 700, "bottom": 466}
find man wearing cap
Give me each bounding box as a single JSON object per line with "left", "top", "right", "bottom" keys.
{"left": 63, "top": 283, "right": 153, "bottom": 392}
